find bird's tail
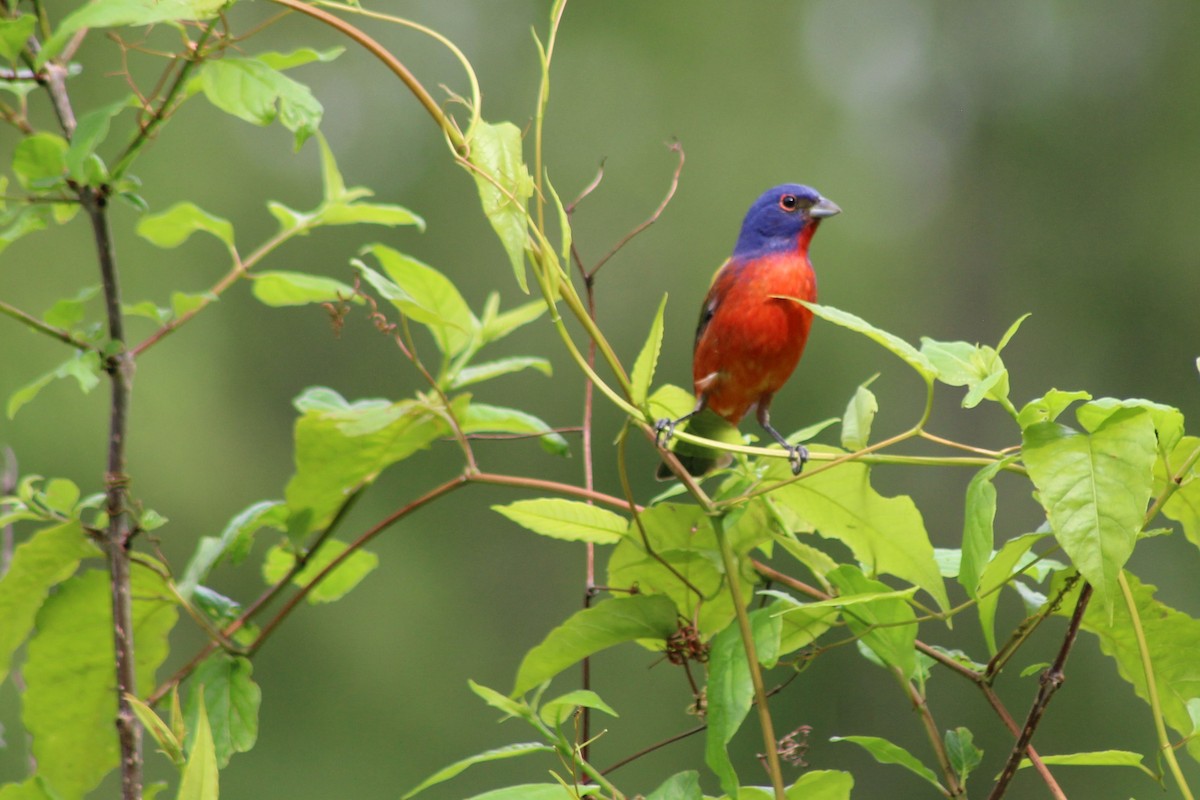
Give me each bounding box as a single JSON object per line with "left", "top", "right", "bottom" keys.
{"left": 655, "top": 408, "right": 741, "bottom": 480}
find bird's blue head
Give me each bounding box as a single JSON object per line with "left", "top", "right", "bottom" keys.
{"left": 732, "top": 183, "right": 841, "bottom": 258}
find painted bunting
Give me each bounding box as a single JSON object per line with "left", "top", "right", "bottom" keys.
{"left": 655, "top": 183, "right": 840, "bottom": 478}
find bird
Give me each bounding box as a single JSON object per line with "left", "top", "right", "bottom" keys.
{"left": 655, "top": 183, "right": 840, "bottom": 479}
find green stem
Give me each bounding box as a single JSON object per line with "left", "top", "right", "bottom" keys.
{"left": 1118, "top": 571, "right": 1195, "bottom": 800}
{"left": 713, "top": 513, "right": 786, "bottom": 800}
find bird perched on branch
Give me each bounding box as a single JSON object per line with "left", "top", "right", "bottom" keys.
{"left": 655, "top": 183, "right": 840, "bottom": 478}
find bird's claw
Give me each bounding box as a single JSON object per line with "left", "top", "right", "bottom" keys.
{"left": 785, "top": 443, "right": 809, "bottom": 476}
{"left": 654, "top": 417, "right": 677, "bottom": 447}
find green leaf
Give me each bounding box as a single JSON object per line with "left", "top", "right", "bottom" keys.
{"left": 631, "top": 294, "right": 668, "bottom": 407}
{"left": 468, "top": 121, "right": 534, "bottom": 291}
{"left": 1017, "top": 749, "right": 1156, "bottom": 779}
{"left": 767, "top": 448, "right": 950, "bottom": 612}
{"left": 0, "top": 15, "right": 36, "bottom": 63}
{"left": 467, "top": 679, "right": 529, "bottom": 720}
{"left": 40, "top": 0, "right": 227, "bottom": 64}
{"left": 462, "top": 785, "right": 598, "bottom": 800}
{"left": 261, "top": 539, "right": 378, "bottom": 604}
{"left": 43, "top": 285, "right": 100, "bottom": 330}
{"left": 1073, "top": 572, "right": 1200, "bottom": 764}
{"left": 828, "top": 566, "right": 918, "bottom": 679}
{"left": 356, "top": 245, "right": 476, "bottom": 355}
{"left": 23, "top": 565, "right": 177, "bottom": 799}
{"left": 480, "top": 298, "right": 547, "bottom": 344}
{"left": 12, "top": 133, "right": 68, "bottom": 190}
{"left": 1023, "top": 407, "right": 1157, "bottom": 618}
{"left": 944, "top": 727, "right": 983, "bottom": 785}
{"left": 171, "top": 290, "right": 214, "bottom": 320}
{"left": 177, "top": 694, "right": 219, "bottom": 800}
{"left": 183, "top": 654, "right": 260, "bottom": 769}
{"left": 705, "top": 608, "right": 782, "bottom": 796}
{"left": 1076, "top": 396, "right": 1185, "bottom": 455}
{"left": 251, "top": 271, "right": 357, "bottom": 307}
{"left": 178, "top": 500, "right": 286, "bottom": 598}
{"left": 996, "top": 312, "right": 1031, "bottom": 352}
{"left": 0, "top": 205, "right": 50, "bottom": 254}
{"left": 7, "top": 350, "right": 102, "bottom": 419}
{"left": 1158, "top": 436, "right": 1200, "bottom": 548}
{"left": 830, "top": 735, "right": 944, "bottom": 791}
{"left": 920, "top": 337, "right": 1011, "bottom": 409}
{"left": 1017, "top": 388, "right": 1092, "bottom": 429}
{"left": 256, "top": 47, "right": 345, "bottom": 71}
{"left": 959, "top": 461, "right": 1004, "bottom": 599}
{"left": 285, "top": 390, "right": 452, "bottom": 536}
{"left": 310, "top": 133, "right": 424, "bottom": 229}
{"left": 137, "top": 202, "right": 234, "bottom": 248}
{"left": 402, "top": 743, "right": 555, "bottom": 800}
{"left": 0, "top": 522, "right": 98, "bottom": 686}
{"left": 127, "top": 694, "right": 184, "bottom": 766}
{"left": 803, "top": 302, "right": 935, "bottom": 381}
{"left": 197, "top": 57, "right": 323, "bottom": 149}
{"left": 511, "top": 594, "right": 677, "bottom": 696}
{"left": 66, "top": 98, "right": 131, "bottom": 182}
{"left": 538, "top": 689, "right": 618, "bottom": 727}
{"left": 646, "top": 771, "right": 702, "bottom": 800}
{"left": 460, "top": 402, "right": 569, "bottom": 456}
{"left": 493, "top": 499, "right": 626, "bottom": 545}
{"left": 451, "top": 356, "right": 552, "bottom": 389}
{"left": 0, "top": 780, "right": 54, "bottom": 800}
{"left": 975, "top": 531, "right": 1050, "bottom": 654}
{"left": 840, "top": 377, "right": 878, "bottom": 451}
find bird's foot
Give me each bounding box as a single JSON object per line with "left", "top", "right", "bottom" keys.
{"left": 785, "top": 443, "right": 810, "bottom": 475}
{"left": 654, "top": 417, "right": 677, "bottom": 447}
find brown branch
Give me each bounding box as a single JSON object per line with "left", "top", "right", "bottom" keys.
{"left": 989, "top": 581, "right": 1093, "bottom": 800}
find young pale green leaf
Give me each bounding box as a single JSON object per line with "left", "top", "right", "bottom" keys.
{"left": 126, "top": 694, "right": 184, "bottom": 766}
{"left": 480, "top": 298, "right": 547, "bottom": 345}
{"left": 467, "top": 121, "right": 534, "bottom": 292}
{"left": 944, "top": 727, "right": 983, "bottom": 785}
{"left": 959, "top": 461, "right": 1003, "bottom": 599}
{"left": 1017, "top": 749, "right": 1155, "bottom": 779}
{"left": 492, "top": 498, "right": 627, "bottom": 545}
{"left": 1017, "top": 389, "right": 1092, "bottom": 429}
{"left": 12, "top": 133, "right": 67, "bottom": 190}
{"left": 137, "top": 201, "right": 234, "bottom": 249}
{"left": 538, "top": 689, "right": 618, "bottom": 727}
{"left": 1023, "top": 408, "right": 1157, "bottom": 618}
{"left": 828, "top": 566, "right": 919, "bottom": 679}
{"left": 256, "top": 47, "right": 345, "bottom": 71}
{"left": 450, "top": 356, "right": 552, "bottom": 389}
{"left": 645, "top": 771, "right": 702, "bottom": 800}
{"left": 705, "top": 608, "right": 782, "bottom": 797}
{"left": 803, "top": 302, "right": 935, "bottom": 381}
{"left": 919, "top": 337, "right": 1010, "bottom": 409}
{"left": 178, "top": 500, "right": 286, "bottom": 598}
{"left": 1072, "top": 572, "right": 1200, "bottom": 764}
{"left": 197, "top": 57, "right": 323, "bottom": 149}
{"left": 402, "top": 743, "right": 555, "bottom": 800}
{"left": 43, "top": 285, "right": 99, "bottom": 330}
{"left": 23, "top": 565, "right": 177, "bottom": 799}
{"left": 631, "top": 294, "right": 668, "bottom": 407}
{"left": 511, "top": 594, "right": 678, "bottom": 696}
{"left": 0, "top": 205, "right": 50, "bottom": 254}
{"left": 0, "top": 15, "right": 36, "bottom": 62}
{"left": 261, "top": 539, "right": 378, "bottom": 604}
{"left": 39, "top": 0, "right": 226, "bottom": 64}
{"left": 467, "top": 680, "right": 530, "bottom": 720}
{"left": 7, "top": 350, "right": 102, "bottom": 419}
{"left": 840, "top": 378, "right": 878, "bottom": 451}
{"left": 357, "top": 245, "right": 476, "bottom": 355}
{"left": 66, "top": 98, "right": 131, "bottom": 182}
{"left": 318, "top": 201, "right": 425, "bottom": 229}
{"left": 766, "top": 448, "right": 950, "bottom": 612}
{"left": 0, "top": 522, "right": 98, "bottom": 686}
{"left": 251, "top": 271, "right": 357, "bottom": 307}
{"left": 975, "top": 532, "right": 1050, "bottom": 655}
{"left": 170, "top": 290, "right": 214, "bottom": 320}
{"left": 829, "top": 735, "right": 944, "bottom": 792}
{"left": 996, "top": 312, "right": 1032, "bottom": 352}
{"left": 460, "top": 402, "right": 569, "bottom": 456}
{"left": 184, "top": 654, "right": 261, "bottom": 769}
{"left": 285, "top": 393, "right": 452, "bottom": 536}
{"left": 177, "top": 695, "right": 219, "bottom": 800}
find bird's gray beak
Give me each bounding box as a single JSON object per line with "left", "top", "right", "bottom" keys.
{"left": 810, "top": 196, "right": 841, "bottom": 218}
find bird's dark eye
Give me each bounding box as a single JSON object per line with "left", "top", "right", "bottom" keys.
{"left": 779, "top": 194, "right": 799, "bottom": 212}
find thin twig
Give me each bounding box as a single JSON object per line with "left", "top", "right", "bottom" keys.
{"left": 0, "top": 298, "right": 100, "bottom": 351}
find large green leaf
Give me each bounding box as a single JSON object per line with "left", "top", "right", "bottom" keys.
{"left": 12, "top": 133, "right": 67, "bottom": 190}
{"left": 137, "top": 202, "right": 234, "bottom": 249}
{"left": 0, "top": 522, "right": 98, "bottom": 686}
{"left": 802, "top": 302, "right": 935, "bottom": 380}
{"left": 23, "top": 566, "right": 177, "bottom": 799}
{"left": 196, "top": 57, "right": 323, "bottom": 148}
{"left": 492, "top": 499, "right": 627, "bottom": 544}
{"left": 183, "top": 654, "right": 260, "bottom": 768}
{"left": 1023, "top": 407, "right": 1157, "bottom": 618}
{"left": 467, "top": 121, "right": 534, "bottom": 291}
{"left": 767, "top": 450, "right": 950, "bottom": 611}
{"left": 828, "top": 566, "right": 918, "bottom": 679}
{"left": 704, "top": 608, "right": 782, "bottom": 796}
{"left": 829, "top": 735, "right": 943, "bottom": 792}
{"left": 511, "top": 594, "right": 677, "bottom": 696}
{"left": 459, "top": 402, "right": 569, "bottom": 456}
{"left": 1016, "top": 749, "right": 1155, "bottom": 779}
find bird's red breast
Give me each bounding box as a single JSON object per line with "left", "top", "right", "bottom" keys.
{"left": 691, "top": 245, "right": 817, "bottom": 424}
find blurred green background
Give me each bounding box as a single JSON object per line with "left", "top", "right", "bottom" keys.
{"left": 3, "top": 1, "right": 1200, "bottom": 798}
